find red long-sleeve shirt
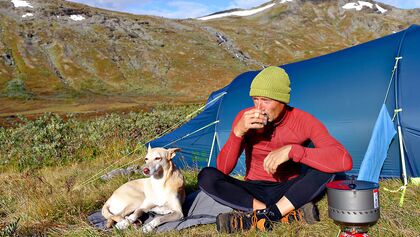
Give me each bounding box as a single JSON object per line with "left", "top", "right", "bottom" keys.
{"left": 216, "top": 106, "right": 352, "bottom": 182}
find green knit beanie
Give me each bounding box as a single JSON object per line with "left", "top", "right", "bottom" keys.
{"left": 249, "top": 66, "right": 291, "bottom": 104}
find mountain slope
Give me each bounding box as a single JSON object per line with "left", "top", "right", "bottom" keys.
{"left": 0, "top": 0, "right": 419, "bottom": 120}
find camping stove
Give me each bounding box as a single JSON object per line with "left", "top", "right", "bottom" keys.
{"left": 326, "top": 179, "right": 380, "bottom": 237}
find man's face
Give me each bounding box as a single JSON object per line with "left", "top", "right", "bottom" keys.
{"left": 252, "top": 96, "right": 285, "bottom": 122}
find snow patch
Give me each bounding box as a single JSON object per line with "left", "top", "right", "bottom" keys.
{"left": 342, "top": 3, "right": 360, "bottom": 10}
{"left": 70, "top": 15, "right": 85, "bottom": 21}
{"left": 343, "top": 1, "right": 372, "bottom": 11}
{"left": 11, "top": 0, "right": 33, "bottom": 8}
{"left": 22, "top": 13, "right": 33, "bottom": 18}
{"left": 280, "top": 0, "right": 293, "bottom": 3}
{"left": 358, "top": 1, "right": 373, "bottom": 8}
{"left": 375, "top": 4, "right": 387, "bottom": 13}
{"left": 198, "top": 3, "right": 277, "bottom": 20}
{"left": 342, "top": 1, "right": 387, "bottom": 14}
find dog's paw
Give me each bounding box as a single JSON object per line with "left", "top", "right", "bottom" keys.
{"left": 115, "top": 219, "right": 130, "bottom": 230}
{"left": 141, "top": 223, "right": 155, "bottom": 233}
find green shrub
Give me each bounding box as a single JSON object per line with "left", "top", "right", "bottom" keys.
{"left": 0, "top": 104, "right": 200, "bottom": 171}
{"left": 2, "top": 74, "right": 32, "bottom": 99}
{"left": 0, "top": 218, "right": 19, "bottom": 237}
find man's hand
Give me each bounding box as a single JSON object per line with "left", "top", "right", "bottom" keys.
{"left": 233, "top": 109, "right": 268, "bottom": 137}
{"left": 263, "top": 145, "right": 292, "bottom": 174}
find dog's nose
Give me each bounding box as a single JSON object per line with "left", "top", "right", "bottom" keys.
{"left": 143, "top": 167, "right": 150, "bottom": 175}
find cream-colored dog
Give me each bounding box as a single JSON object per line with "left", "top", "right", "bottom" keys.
{"left": 102, "top": 146, "right": 185, "bottom": 232}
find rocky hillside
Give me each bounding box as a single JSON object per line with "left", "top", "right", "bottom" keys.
{"left": 0, "top": 0, "right": 419, "bottom": 119}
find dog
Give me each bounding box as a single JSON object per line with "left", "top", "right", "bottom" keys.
{"left": 102, "top": 145, "right": 185, "bottom": 232}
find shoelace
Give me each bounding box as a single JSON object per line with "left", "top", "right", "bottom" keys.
{"left": 230, "top": 213, "right": 238, "bottom": 229}
{"left": 230, "top": 211, "right": 269, "bottom": 231}
{"left": 239, "top": 215, "right": 244, "bottom": 230}
{"left": 281, "top": 210, "right": 304, "bottom": 223}
{"left": 230, "top": 212, "right": 246, "bottom": 230}
{"left": 251, "top": 211, "right": 258, "bottom": 229}
{"left": 295, "top": 210, "right": 303, "bottom": 221}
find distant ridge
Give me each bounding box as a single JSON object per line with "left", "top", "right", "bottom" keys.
{"left": 0, "top": 0, "right": 419, "bottom": 119}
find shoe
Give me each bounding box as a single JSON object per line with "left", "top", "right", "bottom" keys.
{"left": 281, "top": 202, "right": 320, "bottom": 224}
{"left": 300, "top": 201, "right": 320, "bottom": 224}
{"left": 216, "top": 209, "right": 274, "bottom": 233}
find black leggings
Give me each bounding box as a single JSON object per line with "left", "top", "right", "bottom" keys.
{"left": 198, "top": 166, "right": 334, "bottom": 212}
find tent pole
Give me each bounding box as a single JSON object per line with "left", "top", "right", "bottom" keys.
{"left": 208, "top": 131, "right": 217, "bottom": 167}
{"left": 163, "top": 120, "right": 219, "bottom": 147}
{"left": 397, "top": 125, "right": 408, "bottom": 186}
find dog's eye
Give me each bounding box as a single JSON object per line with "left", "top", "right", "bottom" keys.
{"left": 145, "top": 158, "right": 148, "bottom": 161}
{"left": 155, "top": 157, "right": 162, "bottom": 161}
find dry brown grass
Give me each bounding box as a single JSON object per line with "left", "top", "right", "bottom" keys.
{"left": 0, "top": 148, "right": 419, "bottom": 237}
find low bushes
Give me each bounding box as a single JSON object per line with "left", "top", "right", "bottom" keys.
{"left": 0, "top": 104, "right": 200, "bottom": 171}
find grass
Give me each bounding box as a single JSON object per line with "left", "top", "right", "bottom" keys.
{"left": 0, "top": 106, "right": 419, "bottom": 236}
{"left": 0, "top": 161, "right": 419, "bottom": 236}
{"left": 1, "top": 74, "right": 33, "bottom": 100}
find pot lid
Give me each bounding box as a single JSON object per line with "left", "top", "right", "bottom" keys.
{"left": 326, "top": 180, "right": 379, "bottom": 190}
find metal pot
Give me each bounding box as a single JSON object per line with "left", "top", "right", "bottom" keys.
{"left": 326, "top": 179, "right": 380, "bottom": 224}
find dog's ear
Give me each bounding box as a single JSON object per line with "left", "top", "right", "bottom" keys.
{"left": 148, "top": 143, "right": 152, "bottom": 153}
{"left": 168, "top": 148, "right": 181, "bottom": 160}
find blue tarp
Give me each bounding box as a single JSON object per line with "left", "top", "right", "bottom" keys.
{"left": 151, "top": 25, "right": 420, "bottom": 178}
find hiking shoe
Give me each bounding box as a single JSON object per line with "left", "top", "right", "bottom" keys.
{"left": 281, "top": 202, "right": 320, "bottom": 224}
{"left": 280, "top": 209, "right": 304, "bottom": 223}
{"left": 216, "top": 210, "right": 274, "bottom": 233}
{"left": 299, "top": 201, "right": 320, "bottom": 224}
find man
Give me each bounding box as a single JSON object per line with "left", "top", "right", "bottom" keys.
{"left": 197, "top": 66, "right": 353, "bottom": 233}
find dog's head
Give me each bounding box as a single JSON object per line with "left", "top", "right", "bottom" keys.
{"left": 142, "top": 145, "right": 181, "bottom": 177}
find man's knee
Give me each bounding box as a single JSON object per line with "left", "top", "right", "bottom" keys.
{"left": 306, "top": 167, "right": 335, "bottom": 183}
{"left": 198, "top": 167, "right": 223, "bottom": 190}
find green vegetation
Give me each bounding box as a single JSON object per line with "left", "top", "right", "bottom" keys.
{"left": 79, "top": 77, "right": 111, "bottom": 95}
{"left": 0, "top": 105, "right": 419, "bottom": 236}
{"left": 0, "top": 218, "right": 19, "bottom": 237}
{"left": 0, "top": 104, "right": 199, "bottom": 171}
{"left": 1, "top": 74, "right": 32, "bottom": 99}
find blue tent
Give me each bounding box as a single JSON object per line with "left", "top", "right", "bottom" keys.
{"left": 151, "top": 25, "right": 420, "bottom": 179}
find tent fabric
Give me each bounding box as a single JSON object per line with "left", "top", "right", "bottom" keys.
{"left": 397, "top": 26, "right": 420, "bottom": 177}
{"left": 151, "top": 25, "right": 420, "bottom": 178}
{"left": 357, "top": 104, "right": 397, "bottom": 182}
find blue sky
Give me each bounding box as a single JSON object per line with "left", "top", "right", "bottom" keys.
{"left": 67, "top": 0, "right": 420, "bottom": 19}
